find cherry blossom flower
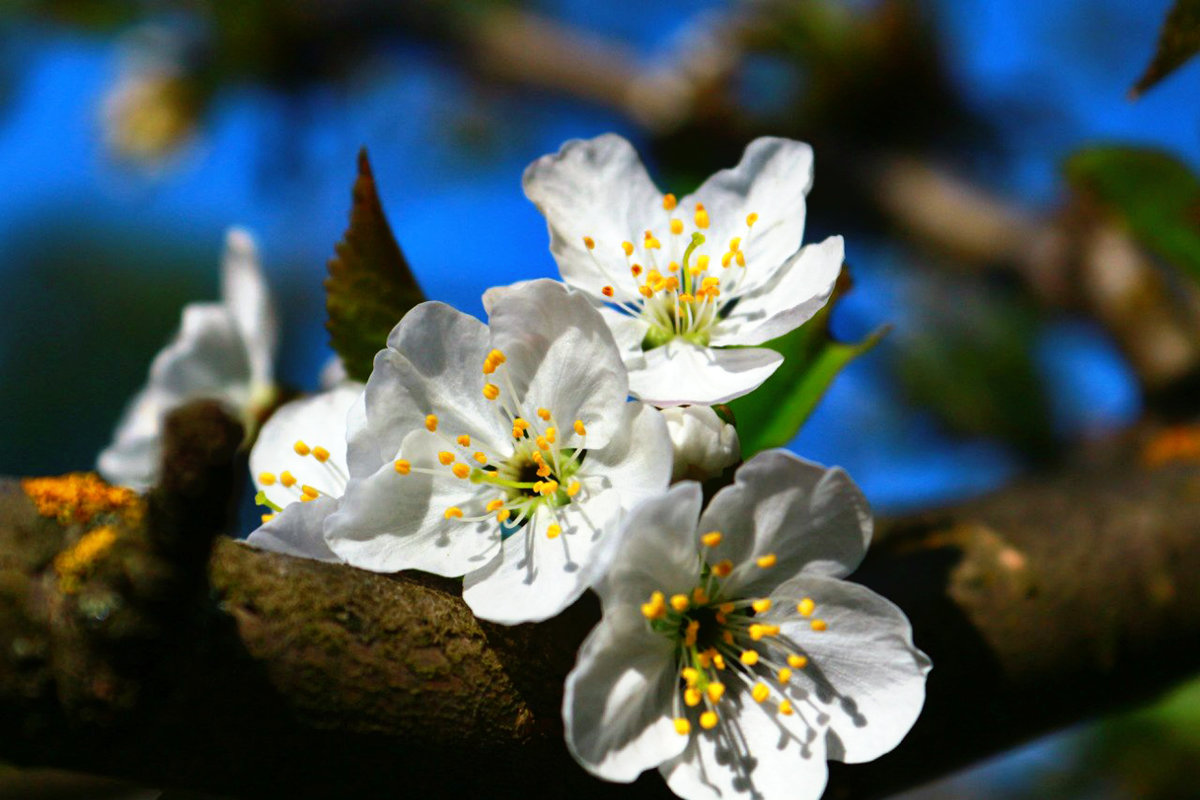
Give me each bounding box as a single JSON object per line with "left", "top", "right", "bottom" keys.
{"left": 661, "top": 405, "right": 740, "bottom": 482}
{"left": 98, "top": 228, "right": 278, "bottom": 491}
{"left": 246, "top": 382, "right": 364, "bottom": 563}
{"left": 524, "top": 134, "right": 843, "bottom": 406}
{"left": 324, "top": 279, "right": 673, "bottom": 624}
{"left": 563, "top": 450, "right": 930, "bottom": 800}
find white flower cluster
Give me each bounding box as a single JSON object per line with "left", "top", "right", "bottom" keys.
{"left": 100, "top": 135, "right": 929, "bottom": 800}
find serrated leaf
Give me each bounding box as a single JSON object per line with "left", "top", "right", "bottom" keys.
{"left": 326, "top": 149, "right": 425, "bottom": 382}
{"left": 1131, "top": 0, "right": 1200, "bottom": 98}
{"left": 1065, "top": 145, "right": 1200, "bottom": 285}
{"left": 729, "top": 273, "right": 886, "bottom": 457}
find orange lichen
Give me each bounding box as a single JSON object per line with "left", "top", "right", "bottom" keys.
{"left": 21, "top": 473, "right": 142, "bottom": 527}
{"left": 54, "top": 525, "right": 119, "bottom": 594}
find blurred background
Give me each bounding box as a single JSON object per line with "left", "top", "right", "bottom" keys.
{"left": 0, "top": 0, "right": 1198, "bottom": 797}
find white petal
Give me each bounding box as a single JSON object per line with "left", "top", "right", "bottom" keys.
{"left": 523, "top": 133, "right": 665, "bottom": 304}
{"left": 318, "top": 355, "right": 348, "bottom": 389}
{"left": 246, "top": 496, "right": 341, "bottom": 563}
{"left": 765, "top": 574, "right": 931, "bottom": 764}
{"left": 661, "top": 405, "right": 741, "bottom": 482}
{"left": 700, "top": 451, "right": 872, "bottom": 597}
{"left": 220, "top": 227, "right": 277, "bottom": 389}
{"left": 629, "top": 340, "right": 782, "bottom": 406}
{"left": 580, "top": 402, "right": 673, "bottom": 513}
{"left": 248, "top": 383, "right": 362, "bottom": 509}
{"left": 661, "top": 687, "right": 829, "bottom": 800}
{"left": 682, "top": 138, "right": 814, "bottom": 298}
{"left": 590, "top": 481, "right": 704, "bottom": 611}
{"left": 599, "top": 306, "right": 651, "bottom": 362}
{"left": 483, "top": 279, "right": 627, "bottom": 449}
{"left": 563, "top": 604, "right": 685, "bottom": 782}
{"left": 463, "top": 490, "right": 622, "bottom": 624}
{"left": 324, "top": 429, "right": 500, "bottom": 576}
{"left": 712, "top": 236, "right": 844, "bottom": 347}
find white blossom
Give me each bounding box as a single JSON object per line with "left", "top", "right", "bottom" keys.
{"left": 661, "top": 405, "right": 740, "bottom": 482}
{"left": 324, "top": 279, "right": 673, "bottom": 624}
{"left": 563, "top": 450, "right": 930, "bottom": 800}
{"left": 98, "top": 228, "right": 278, "bottom": 491}
{"left": 524, "top": 134, "right": 843, "bottom": 406}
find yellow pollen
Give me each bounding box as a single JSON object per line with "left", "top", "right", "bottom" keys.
{"left": 728, "top": 236, "right": 741, "bottom": 252}
{"left": 631, "top": 264, "right": 643, "bottom": 277}
{"left": 533, "top": 481, "right": 544, "bottom": 494}
{"left": 681, "top": 667, "right": 700, "bottom": 686}
{"left": 787, "top": 654, "right": 808, "bottom": 669}
{"left": 547, "top": 524, "right": 562, "bottom": 539}
{"left": 622, "top": 241, "right": 634, "bottom": 257}
{"left": 540, "top": 480, "right": 559, "bottom": 496}
{"left": 695, "top": 255, "right": 710, "bottom": 271}
{"left": 712, "top": 559, "right": 733, "bottom": 577}
{"left": 574, "top": 420, "right": 587, "bottom": 436}
{"left": 546, "top": 427, "right": 557, "bottom": 444}
{"left": 301, "top": 485, "right": 320, "bottom": 498}
{"left": 669, "top": 219, "right": 684, "bottom": 235}
{"left": 645, "top": 235, "right": 661, "bottom": 250}
{"left": 457, "top": 434, "right": 471, "bottom": 447}
{"left": 699, "top": 711, "right": 718, "bottom": 730}
{"left": 740, "top": 650, "right": 759, "bottom": 666}
{"left": 483, "top": 383, "right": 500, "bottom": 400}
{"left": 486, "top": 498, "right": 505, "bottom": 512}
{"left": 722, "top": 630, "right": 735, "bottom": 645}
{"left": 749, "top": 624, "right": 768, "bottom": 641}
{"left": 537, "top": 408, "right": 552, "bottom": 421}
{"left": 583, "top": 236, "right": 595, "bottom": 249}
{"left": 425, "top": 414, "right": 438, "bottom": 432}
{"left": 312, "top": 446, "right": 331, "bottom": 463}
{"left": 488, "top": 349, "right": 506, "bottom": 365}
{"left": 721, "top": 251, "right": 734, "bottom": 268}
{"left": 756, "top": 553, "right": 777, "bottom": 569}
{"left": 513, "top": 417, "right": 529, "bottom": 433}
{"left": 668, "top": 261, "right": 680, "bottom": 272}
{"left": 452, "top": 463, "right": 471, "bottom": 479}
{"left": 601, "top": 285, "right": 614, "bottom": 298}
{"left": 712, "top": 653, "right": 726, "bottom": 670}
{"left": 536, "top": 463, "right": 552, "bottom": 478}
{"left": 684, "top": 620, "right": 700, "bottom": 647}
{"left": 646, "top": 268, "right": 663, "bottom": 284}
{"left": 694, "top": 203, "right": 709, "bottom": 229}
{"left": 536, "top": 435, "right": 550, "bottom": 450}
{"left": 701, "top": 276, "right": 720, "bottom": 289}
{"left": 706, "top": 683, "right": 725, "bottom": 703}
{"left": 438, "top": 451, "right": 455, "bottom": 465}
{"left": 496, "top": 508, "right": 511, "bottom": 522}
{"left": 641, "top": 591, "right": 666, "bottom": 619}
{"left": 301, "top": 495, "right": 316, "bottom": 503}
{"left": 811, "top": 619, "right": 828, "bottom": 632}
{"left": 280, "top": 471, "right": 297, "bottom": 488}
{"left": 669, "top": 594, "right": 690, "bottom": 613}
{"left": 663, "top": 193, "right": 677, "bottom": 210}
{"left": 684, "top": 687, "right": 702, "bottom": 707}
{"left": 696, "top": 650, "right": 712, "bottom": 669}
{"left": 394, "top": 459, "right": 411, "bottom": 475}
{"left": 566, "top": 480, "right": 581, "bottom": 497}
{"left": 746, "top": 212, "right": 759, "bottom": 226}
{"left": 752, "top": 598, "right": 772, "bottom": 613}
{"left": 293, "top": 440, "right": 311, "bottom": 456}
{"left": 736, "top": 251, "right": 746, "bottom": 267}
{"left": 752, "top": 683, "right": 770, "bottom": 703}
{"left": 692, "top": 586, "right": 709, "bottom": 605}
{"left": 258, "top": 472, "right": 277, "bottom": 486}
{"left": 777, "top": 668, "right": 792, "bottom": 683}
{"left": 797, "top": 597, "right": 815, "bottom": 616}
{"left": 473, "top": 451, "right": 488, "bottom": 464}
{"left": 701, "top": 531, "right": 722, "bottom": 548}
{"left": 674, "top": 718, "right": 691, "bottom": 735}
{"left": 261, "top": 513, "right": 275, "bottom": 524}
{"left": 677, "top": 293, "right": 694, "bottom": 304}
{"left": 718, "top": 602, "right": 735, "bottom": 614}
{"left": 444, "top": 507, "right": 463, "bottom": 519}
{"left": 778, "top": 700, "right": 794, "bottom": 716}
{"left": 483, "top": 358, "right": 497, "bottom": 375}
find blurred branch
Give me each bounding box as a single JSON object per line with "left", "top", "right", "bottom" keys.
{"left": 2, "top": 404, "right": 1200, "bottom": 798}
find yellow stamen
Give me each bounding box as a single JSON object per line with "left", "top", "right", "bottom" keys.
{"left": 486, "top": 498, "right": 505, "bottom": 512}
{"left": 483, "top": 383, "right": 500, "bottom": 400}
{"left": 787, "top": 654, "right": 808, "bottom": 669}
{"left": 546, "top": 427, "right": 557, "bottom": 444}
{"left": 684, "top": 620, "right": 700, "bottom": 647}
{"left": 797, "top": 597, "right": 815, "bottom": 617}
{"left": 444, "top": 507, "right": 463, "bottom": 519}
{"left": 669, "top": 219, "right": 684, "bottom": 235}
{"left": 566, "top": 480, "right": 581, "bottom": 497}
{"left": 712, "top": 559, "right": 733, "bottom": 577}
{"left": 438, "top": 451, "right": 455, "bottom": 466}
{"left": 574, "top": 420, "right": 587, "bottom": 436}
{"left": 746, "top": 212, "right": 758, "bottom": 226}
{"left": 777, "top": 668, "right": 792, "bottom": 683}
{"left": 696, "top": 650, "right": 712, "bottom": 669}
{"left": 301, "top": 485, "right": 320, "bottom": 498}
{"left": 701, "top": 531, "right": 722, "bottom": 548}
{"left": 425, "top": 414, "right": 438, "bottom": 432}
{"left": 631, "top": 264, "right": 643, "bottom": 277}
{"left": 536, "top": 435, "right": 550, "bottom": 450}
{"left": 473, "top": 452, "right": 488, "bottom": 464}
{"left": 547, "top": 524, "right": 562, "bottom": 539}
{"left": 752, "top": 598, "right": 772, "bottom": 614}
{"left": 457, "top": 434, "right": 471, "bottom": 447}
{"left": 695, "top": 254, "right": 710, "bottom": 271}
{"left": 706, "top": 683, "right": 725, "bottom": 703}
{"left": 394, "top": 459, "right": 411, "bottom": 475}
{"left": 712, "top": 653, "right": 725, "bottom": 670}
{"left": 583, "top": 236, "right": 595, "bottom": 249}
{"left": 752, "top": 683, "right": 770, "bottom": 703}
{"left": 694, "top": 203, "right": 709, "bottom": 229}
{"left": 641, "top": 591, "right": 666, "bottom": 619}
{"left": 681, "top": 667, "right": 699, "bottom": 686}
{"left": 496, "top": 508, "right": 511, "bottom": 523}
{"left": 756, "top": 553, "right": 777, "bottom": 569}
{"left": 699, "top": 711, "right": 718, "bottom": 730}
{"left": 811, "top": 619, "right": 828, "bottom": 632}
{"left": 293, "top": 440, "right": 311, "bottom": 456}
{"left": 622, "top": 241, "right": 634, "bottom": 257}
{"left": 280, "top": 471, "right": 297, "bottom": 488}
{"left": 537, "top": 408, "right": 552, "bottom": 421}
{"left": 258, "top": 472, "right": 277, "bottom": 486}
{"left": 692, "top": 586, "right": 709, "bottom": 605}
{"left": 488, "top": 349, "right": 506, "bottom": 365}
{"left": 602, "top": 285, "right": 614, "bottom": 298}
{"left": 662, "top": 193, "right": 677, "bottom": 210}
{"left": 778, "top": 700, "right": 794, "bottom": 716}
{"left": 674, "top": 718, "right": 691, "bottom": 735}
{"left": 452, "top": 463, "right": 471, "bottom": 479}
{"left": 669, "top": 594, "right": 690, "bottom": 613}
{"left": 740, "top": 650, "right": 759, "bottom": 666}
{"left": 261, "top": 513, "right": 275, "bottom": 524}
{"left": 312, "top": 446, "right": 330, "bottom": 463}
{"left": 684, "top": 687, "right": 702, "bottom": 707}
{"left": 536, "top": 463, "right": 552, "bottom": 478}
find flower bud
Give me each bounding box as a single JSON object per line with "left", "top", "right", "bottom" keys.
{"left": 661, "top": 405, "right": 740, "bottom": 482}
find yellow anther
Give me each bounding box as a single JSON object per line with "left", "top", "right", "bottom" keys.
{"left": 488, "top": 349, "right": 506, "bottom": 365}
{"left": 513, "top": 417, "right": 529, "bottom": 433}
{"left": 662, "top": 193, "right": 677, "bottom": 210}
{"left": 787, "top": 654, "right": 808, "bottom": 669}
{"left": 746, "top": 212, "right": 759, "bottom": 226}
{"left": 457, "top": 434, "right": 471, "bottom": 447}
{"left": 673, "top": 718, "right": 691, "bottom": 735}
{"left": 684, "top": 687, "right": 702, "bottom": 707}
{"left": 699, "top": 711, "right": 718, "bottom": 730}
{"left": 669, "top": 594, "right": 690, "bottom": 613}
{"left": 740, "top": 650, "right": 759, "bottom": 666}
{"left": 537, "top": 408, "right": 552, "bottom": 421}
{"left": 701, "top": 531, "right": 722, "bottom": 548}
{"left": 669, "top": 219, "right": 684, "bottom": 235}
{"left": 301, "top": 484, "right": 320, "bottom": 498}
{"left": 566, "top": 481, "right": 581, "bottom": 497}
{"left": 473, "top": 451, "right": 488, "bottom": 464}
{"left": 496, "top": 508, "right": 511, "bottom": 523}
{"left": 483, "top": 358, "right": 497, "bottom": 375}
{"left": 722, "top": 630, "right": 735, "bottom": 645}
{"left": 312, "top": 446, "right": 331, "bottom": 463}
{"left": 797, "top": 597, "right": 815, "bottom": 617}
{"left": 715, "top": 611, "right": 727, "bottom": 625}
{"left": 534, "top": 436, "right": 548, "bottom": 451}
{"left": 694, "top": 203, "right": 709, "bottom": 229}
{"left": 677, "top": 293, "right": 694, "bottom": 304}
{"left": 692, "top": 586, "right": 709, "bottom": 605}
{"left": 696, "top": 650, "right": 712, "bottom": 669}
{"left": 574, "top": 420, "right": 587, "bottom": 436}
{"left": 777, "top": 668, "right": 792, "bottom": 683}
{"left": 811, "top": 619, "right": 828, "bottom": 632}
{"left": 721, "top": 251, "right": 734, "bottom": 268}
{"left": 646, "top": 269, "right": 663, "bottom": 284}
{"left": 752, "top": 598, "right": 772, "bottom": 614}
{"left": 641, "top": 591, "right": 666, "bottom": 620}
{"left": 425, "top": 414, "right": 438, "bottom": 432}
{"left": 749, "top": 624, "right": 768, "bottom": 641}
{"left": 486, "top": 498, "right": 505, "bottom": 513}
{"left": 546, "top": 427, "right": 557, "bottom": 444}
{"left": 583, "top": 235, "right": 596, "bottom": 249}
{"left": 547, "top": 524, "right": 562, "bottom": 539}
{"left": 712, "top": 559, "right": 733, "bottom": 577}
{"left": 752, "top": 683, "right": 770, "bottom": 703}
{"left": 695, "top": 254, "right": 710, "bottom": 271}
{"left": 684, "top": 620, "right": 700, "bottom": 647}
{"left": 718, "top": 602, "right": 735, "bottom": 614}
{"left": 631, "top": 264, "right": 643, "bottom": 277}
{"left": 638, "top": 286, "right": 654, "bottom": 300}
{"left": 536, "top": 463, "right": 552, "bottom": 478}
{"left": 756, "top": 553, "right": 777, "bottom": 569}
{"left": 541, "top": 480, "right": 559, "bottom": 496}
{"left": 778, "top": 700, "right": 794, "bottom": 716}
{"left": 622, "top": 241, "right": 634, "bottom": 257}
{"left": 452, "top": 463, "right": 471, "bottom": 479}
{"left": 652, "top": 279, "right": 668, "bottom": 293}
{"left": 280, "top": 471, "right": 297, "bottom": 488}
{"left": 664, "top": 276, "right": 680, "bottom": 292}
{"left": 438, "top": 451, "right": 455, "bottom": 466}
{"left": 293, "top": 440, "right": 311, "bottom": 456}
{"left": 681, "top": 666, "right": 699, "bottom": 686}
{"left": 645, "top": 235, "right": 662, "bottom": 250}
{"left": 483, "top": 383, "right": 500, "bottom": 400}
{"left": 261, "top": 513, "right": 276, "bottom": 524}
{"left": 712, "top": 653, "right": 726, "bottom": 670}
{"left": 533, "top": 481, "right": 544, "bottom": 494}
{"left": 706, "top": 683, "right": 725, "bottom": 703}
{"left": 394, "top": 459, "right": 411, "bottom": 475}
{"left": 258, "top": 472, "right": 277, "bottom": 486}
{"left": 601, "top": 285, "right": 614, "bottom": 298}
{"left": 701, "top": 276, "right": 720, "bottom": 289}
{"left": 301, "top": 494, "right": 316, "bottom": 502}
{"left": 444, "top": 507, "right": 463, "bottom": 519}
{"left": 728, "top": 236, "right": 741, "bottom": 252}
{"left": 668, "top": 261, "right": 680, "bottom": 272}
{"left": 735, "top": 250, "right": 746, "bottom": 267}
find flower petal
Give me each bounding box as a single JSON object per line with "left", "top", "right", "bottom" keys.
{"left": 563, "top": 604, "right": 685, "bottom": 782}
{"left": 523, "top": 134, "right": 665, "bottom": 304}
{"left": 482, "top": 279, "right": 628, "bottom": 449}
{"left": 765, "top": 574, "right": 931, "bottom": 764}
{"left": 683, "top": 138, "right": 815, "bottom": 298}
{"left": 580, "top": 401, "right": 673, "bottom": 513}
{"left": 660, "top": 687, "right": 829, "bottom": 800}
{"left": 220, "top": 227, "right": 277, "bottom": 389}
{"left": 463, "top": 489, "right": 622, "bottom": 624}
{"left": 711, "top": 236, "right": 844, "bottom": 347}
{"left": 324, "top": 429, "right": 500, "bottom": 576}
{"left": 629, "top": 340, "right": 782, "bottom": 407}
{"left": 699, "top": 450, "right": 871, "bottom": 597}
{"left": 246, "top": 496, "right": 341, "bottom": 563}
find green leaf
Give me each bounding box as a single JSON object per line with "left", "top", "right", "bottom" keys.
{"left": 1065, "top": 146, "right": 1200, "bottom": 285}
{"left": 729, "top": 274, "right": 886, "bottom": 457}
{"left": 1131, "top": 0, "right": 1200, "bottom": 98}
{"left": 326, "top": 149, "right": 425, "bottom": 382}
